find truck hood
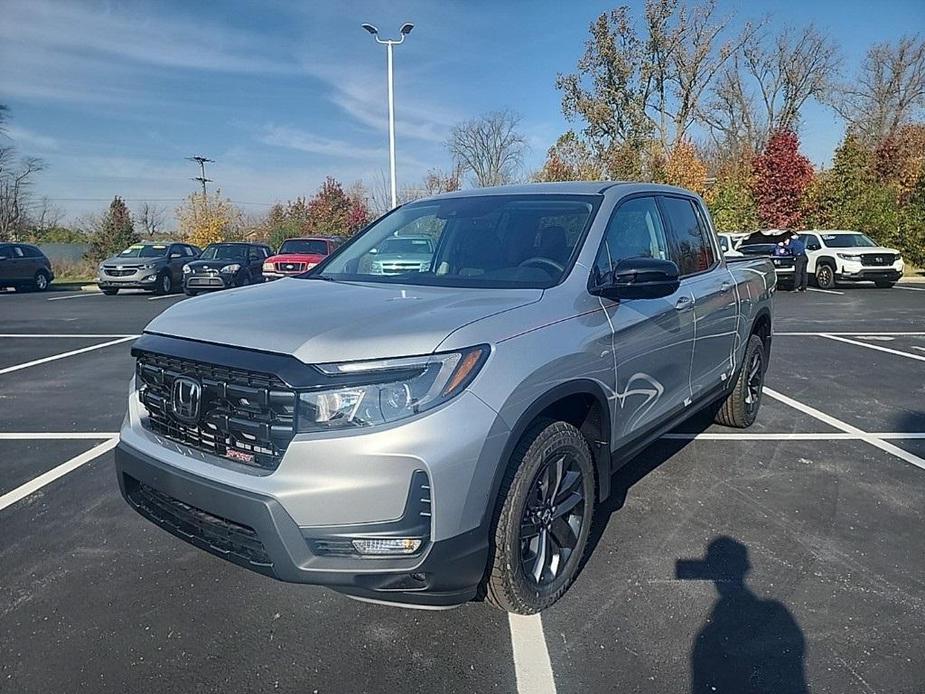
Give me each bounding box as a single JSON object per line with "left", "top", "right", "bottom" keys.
{"left": 144, "top": 277, "right": 543, "bottom": 363}
{"left": 266, "top": 253, "right": 325, "bottom": 264}
{"left": 103, "top": 256, "right": 165, "bottom": 266}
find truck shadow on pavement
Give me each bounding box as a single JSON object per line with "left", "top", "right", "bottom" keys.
{"left": 582, "top": 412, "right": 808, "bottom": 693}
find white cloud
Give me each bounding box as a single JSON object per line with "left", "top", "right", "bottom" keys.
{"left": 3, "top": 125, "right": 59, "bottom": 151}
{"left": 259, "top": 125, "right": 384, "bottom": 160}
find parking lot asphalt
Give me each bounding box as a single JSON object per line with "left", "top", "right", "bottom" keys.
{"left": 1, "top": 284, "right": 923, "bottom": 693}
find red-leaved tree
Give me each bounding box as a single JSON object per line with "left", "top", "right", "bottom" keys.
{"left": 750, "top": 130, "right": 814, "bottom": 228}
{"left": 306, "top": 177, "right": 370, "bottom": 237}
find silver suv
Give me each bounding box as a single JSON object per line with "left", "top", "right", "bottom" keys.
{"left": 116, "top": 183, "right": 775, "bottom": 613}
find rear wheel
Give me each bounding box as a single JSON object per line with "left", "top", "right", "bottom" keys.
{"left": 32, "top": 270, "right": 50, "bottom": 292}
{"left": 874, "top": 281, "right": 894, "bottom": 288}
{"left": 486, "top": 420, "right": 596, "bottom": 614}
{"left": 815, "top": 263, "right": 836, "bottom": 289}
{"left": 100, "top": 287, "right": 119, "bottom": 295}
{"left": 715, "top": 334, "right": 766, "bottom": 429}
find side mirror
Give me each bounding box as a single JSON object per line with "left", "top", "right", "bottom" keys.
{"left": 368, "top": 248, "right": 378, "bottom": 255}
{"left": 591, "top": 257, "right": 680, "bottom": 300}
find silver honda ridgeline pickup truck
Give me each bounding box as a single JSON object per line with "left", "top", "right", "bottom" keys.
{"left": 116, "top": 183, "right": 775, "bottom": 614}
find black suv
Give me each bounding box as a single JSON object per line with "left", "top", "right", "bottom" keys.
{"left": 183, "top": 242, "right": 271, "bottom": 296}
{"left": 0, "top": 243, "right": 55, "bottom": 292}
{"left": 98, "top": 242, "right": 201, "bottom": 295}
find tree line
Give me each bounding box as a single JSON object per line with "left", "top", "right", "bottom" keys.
{"left": 1, "top": 0, "right": 923, "bottom": 266}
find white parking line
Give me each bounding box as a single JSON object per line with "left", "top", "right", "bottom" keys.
{"left": 0, "top": 335, "right": 137, "bottom": 376}
{"left": 0, "top": 334, "right": 135, "bottom": 338}
{"left": 0, "top": 432, "right": 120, "bottom": 440}
{"left": 896, "top": 285, "right": 925, "bottom": 292}
{"left": 764, "top": 388, "right": 925, "bottom": 471}
{"left": 776, "top": 331, "right": 925, "bottom": 336}
{"left": 47, "top": 292, "right": 103, "bottom": 301}
{"left": 818, "top": 333, "right": 925, "bottom": 363}
{"left": 807, "top": 287, "right": 844, "bottom": 295}
{"left": 661, "top": 432, "right": 925, "bottom": 440}
{"left": 0, "top": 437, "right": 118, "bottom": 512}
{"left": 508, "top": 613, "right": 557, "bottom": 694}
{"left": 147, "top": 294, "right": 184, "bottom": 301}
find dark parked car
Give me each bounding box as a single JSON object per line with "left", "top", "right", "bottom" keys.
{"left": 0, "top": 243, "right": 55, "bottom": 292}
{"left": 98, "top": 242, "right": 201, "bottom": 295}
{"left": 183, "top": 242, "right": 271, "bottom": 296}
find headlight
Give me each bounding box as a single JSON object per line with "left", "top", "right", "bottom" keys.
{"left": 262, "top": 262, "right": 274, "bottom": 272}
{"left": 837, "top": 253, "right": 861, "bottom": 260}
{"left": 182, "top": 264, "right": 192, "bottom": 273}
{"left": 305, "top": 262, "right": 317, "bottom": 270}
{"left": 139, "top": 263, "right": 155, "bottom": 270}
{"left": 220, "top": 263, "right": 241, "bottom": 273}
{"left": 370, "top": 261, "right": 383, "bottom": 274}
{"left": 296, "top": 345, "right": 489, "bottom": 433}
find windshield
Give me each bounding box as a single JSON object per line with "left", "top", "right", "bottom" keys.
{"left": 118, "top": 244, "right": 168, "bottom": 258}
{"left": 279, "top": 239, "right": 329, "bottom": 255}
{"left": 378, "top": 237, "right": 434, "bottom": 255}
{"left": 313, "top": 194, "right": 599, "bottom": 289}
{"left": 821, "top": 233, "right": 876, "bottom": 248}
{"left": 200, "top": 244, "right": 247, "bottom": 260}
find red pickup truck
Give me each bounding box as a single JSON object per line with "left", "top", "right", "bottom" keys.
{"left": 262, "top": 237, "right": 340, "bottom": 279}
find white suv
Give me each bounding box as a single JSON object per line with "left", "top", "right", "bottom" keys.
{"left": 799, "top": 230, "right": 904, "bottom": 289}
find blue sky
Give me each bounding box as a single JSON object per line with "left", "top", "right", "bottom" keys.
{"left": 2, "top": 0, "right": 923, "bottom": 224}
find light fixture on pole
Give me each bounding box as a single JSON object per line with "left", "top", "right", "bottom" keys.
{"left": 362, "top": 22, "right": 414, "bottom": 209}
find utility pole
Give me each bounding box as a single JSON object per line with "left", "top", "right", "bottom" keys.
{"left": 187, "top": 156, "right": 214, "bottom": 197}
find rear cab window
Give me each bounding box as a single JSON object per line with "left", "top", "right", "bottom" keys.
{"left": 659, "top": 196, "right": 716, "bottom": 276}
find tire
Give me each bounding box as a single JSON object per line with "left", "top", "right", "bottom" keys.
{"left": 715, "top": 334, "right": 766, "bottom": 429}
{"left": 100, "top": 288, "right": 119, "bottom": 295}
{"left": 485, "top": 420, "right": 596, "bottom": 614}
{"left": 32, "top": 270, "right": 50, "bottom": 292}
{"left": 154, "top": 271, "right": 172, "bottom": 295}
{"left": 874, "top": 281, "right": 894, "bottom": 289}
{"left": 815, "top": 263, "right": 836, "bottom": 289}
{"left": 184, "top": 288, "right": 198, "bottom": 297}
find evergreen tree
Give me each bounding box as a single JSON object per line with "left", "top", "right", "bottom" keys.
{"left": 88, "top": 196, "right": 138, "bottom": 262}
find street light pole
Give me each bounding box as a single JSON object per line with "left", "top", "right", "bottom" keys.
{"left": 362, "top": 22, "right": 414, "bottom": 210}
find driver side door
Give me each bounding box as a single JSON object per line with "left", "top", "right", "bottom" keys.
{"left": 593, "top": 196, "right": 695, "bottom": 445}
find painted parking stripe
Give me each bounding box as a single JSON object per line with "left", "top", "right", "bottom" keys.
{"left": 0, "top": 432, "right": 120, "bottom": 440}
{"left": 895, "top": 285, "right": 925, "bottom": 292}
{"left": 818, "top": 333, "right": 925, "bottom": 363}
{"left": 0, "top": 334, "right": 135, "bottom": 338}
{"left": 0, "top": 437, "right": 118, "bottom": 512}
{"left": 807, "top": 287, "right": 844, "bottom": 295}
{"left": 147, "top": 294, "right": 185, "bottom": 301}
{"left": 776, "top": 331, "right": 925, "bottom": 336}
{"left": 764, "top": 388, "right": 925, "bottom": 471}
{"left": 46, "top": 292, "right": 103, "bottom": 301}
{"left": 509, "top": 613, "right": 557, "bottom": 694}
{"left": 661, "top": 432, "right": 925, "bottom": 440}
{"left": 0, "top": 335, "right": 137, "bottom": 376}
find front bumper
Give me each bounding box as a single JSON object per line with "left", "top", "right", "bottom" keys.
{"left": 184, "top": 272, "right": 235, "bottom": 290}
{"left": 116, "top": 442, "right": 489, "bottom": 607}
{"left": 837, "top": 265, "right": 903, "bottom": 282}
{"left": 98, "top": 271, "right": 159, "bottom": 289}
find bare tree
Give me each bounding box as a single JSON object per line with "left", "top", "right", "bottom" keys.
{"left": 447, "top": 110, "right": 527, "bottom": 187}
{"left": 702, "top": 25, "right": 840, "bottom": 153}
{"left": 0, "top": 149, "right": 45, "bottom": 241}
{"left": 137, "top": 202, "right": 167, "bottom": 237}
{"left": 831, "top": 35, "right": 925, "bottom": 144}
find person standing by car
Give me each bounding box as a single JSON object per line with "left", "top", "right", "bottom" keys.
{"left": 788, "top": 233, "right": 808, "bottom": 292}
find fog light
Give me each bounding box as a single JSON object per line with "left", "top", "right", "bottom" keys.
{"left": 351, "top": 538, "right": 422, "bottom": 555}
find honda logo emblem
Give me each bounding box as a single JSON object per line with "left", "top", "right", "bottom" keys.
{"left": 171, "top": 377, "right": 201, "bottom": 424}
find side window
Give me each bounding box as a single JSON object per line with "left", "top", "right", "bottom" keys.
{"left": 661, "top": 196, "right": 714, "bottom": 276}
{"left": 593, "top": 196, "right": 671, "bottom": 277}
{"left": 20, "top": 245, "right": 39, "bottom": 258}
{"left": 12, "top": 246, "right": 25, "bottom": 258}
{"left": 801, "top": 234, "right": 820, "bottom": 250}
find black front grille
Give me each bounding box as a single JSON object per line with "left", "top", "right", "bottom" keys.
{"left": 125, "top": 477, "right": 272, "bottom": 568}
{"left": 860, "top": 253, "right": 895, "bottom": 266}
{"left": 104, "top": 266, "right": 137, "bottom": 277}
{"left": 136, "top": 350, "right": 296, "bottom": 471}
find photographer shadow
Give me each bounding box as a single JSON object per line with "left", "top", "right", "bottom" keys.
{"left": 681, "top": 536, "right": 808, "bottom": 694}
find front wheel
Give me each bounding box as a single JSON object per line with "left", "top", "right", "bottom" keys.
{"left": 874, "top": 281, "right": 894, "bottom": 289}
{"left": 100, "top": 287, "right": 119, "bottom": 295}
{"left": 715, "top": 334, "right": 766, "bottom": 428}
{"left": 815, "top": 264, "right": 836, "bottom": 289}
{"left": 154, "top": 271, "right": 172, "bottom": 295}
{"left": 486, "top": 420, "right": 596, "bottom": 614}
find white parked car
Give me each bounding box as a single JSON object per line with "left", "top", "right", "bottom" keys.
{"left": 717, "top": 233, "right": 744, "bottom": 258}
{"left": 798, "top": 231, "right": 904, "bottom": 289}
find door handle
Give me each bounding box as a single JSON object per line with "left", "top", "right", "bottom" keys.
{"left": 675, "top": 296, "right": 694, "bottom": 311}
{"left": 720, "top": 281, "right": 732, "bottom": 292}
